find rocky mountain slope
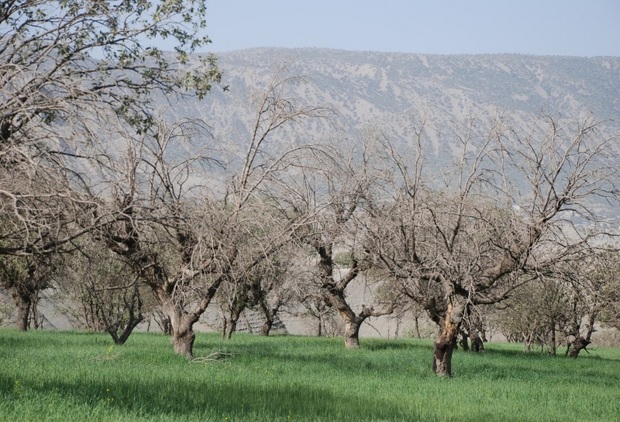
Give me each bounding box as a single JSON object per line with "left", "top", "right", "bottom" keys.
{"left": 181, "top": 48, "right": 620, "bottom": 141}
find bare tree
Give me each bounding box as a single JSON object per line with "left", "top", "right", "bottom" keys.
{"left": 93, "top": 71, "right": 329, "bottom": 358}
{"left": 280, "top": 137, "right": 395, "bottom": 348}
{"left": 367, "top": 114, "right": 618, "bottom": 376}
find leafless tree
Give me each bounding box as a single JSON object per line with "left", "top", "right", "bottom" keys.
{"left": 92, "top": 71, "right": 330, "bottom": 358}
{"left": 279, "top": 136, "right": 395, "bottom": 348}
{"left": 366, "top": 114, "right": 619, "bottom": 376}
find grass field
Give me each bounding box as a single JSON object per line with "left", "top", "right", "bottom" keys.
{"left": 1, "top": 329, "right": 619, "bottom": 421}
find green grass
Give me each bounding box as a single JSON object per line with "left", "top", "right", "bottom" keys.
{"left": 1, "top": 330, "right": 619, "bottom": 421}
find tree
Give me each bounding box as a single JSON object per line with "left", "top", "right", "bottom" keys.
{"left": 367, "top": 114, "right": 618, "bottom": 376}
{"left": 218, "top": 252, "right": 295, "bottom": 339}
{"left": 0, "top": 253, "right": 58, "bottom": 330}
{"left": 283, "top": 138, "right": 394, "bottom": 348}
{"left": 494, "top": 249, "right": 620, "bottom": 357}
{"left": 559, "top": 250, "right": 620, "bottom": 357}
{"left": 1, "top": 0, "right": 221, "bottom": 256}
{"left": 53, "top": 238, "right": 150, "bottom": 344}
{"left": 94, "top": 71, "right": 329, "bottom": 358}
{"left": 493, "top": 277, "right": 569, "bottom": 353}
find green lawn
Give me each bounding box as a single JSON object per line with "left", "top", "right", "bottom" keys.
{"left": 1, "top": 329, "right": 619, "bottom": 421}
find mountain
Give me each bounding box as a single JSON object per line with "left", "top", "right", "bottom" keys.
{"left": 186, "top": 47, "right": 620, "bottom": 133}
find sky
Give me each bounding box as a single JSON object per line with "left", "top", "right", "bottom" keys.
{"left": 202, "top": 0, "right": 620, "bottom": 57}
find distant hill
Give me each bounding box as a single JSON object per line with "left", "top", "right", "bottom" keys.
{"left": 187, "top": 47, "right": 620, "bottom": 130}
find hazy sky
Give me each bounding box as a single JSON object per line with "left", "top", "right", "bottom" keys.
{"left": 203, "top": 0, "right": 620, "bottom": 57}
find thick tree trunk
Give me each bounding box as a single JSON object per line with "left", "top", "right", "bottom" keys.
{"left": 167, "top": 308, "right": 197, "bottom": 359}
{"left": 172, "top": 323, "right": 196, "bottom": 359}
{"left": 568, "top": 336, "right": 590, "bottom": 358}
{"left": 344, "top": 318, "right": 362, "bottom": 349}
{"left": 432, "top": 302, "right": 463, "bottom": 377}
{"left": 433, "top": 333, "right": 457, "bottom": 377}
{"left": 566, "top": 314, "right": 596, "bottom": 359}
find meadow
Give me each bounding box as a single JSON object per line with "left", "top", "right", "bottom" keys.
{"left": 1, "top": 329, "right": 619, "bottom": 421}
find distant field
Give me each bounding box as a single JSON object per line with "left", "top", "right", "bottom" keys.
{"left": 1, "top": 330, "right": 619, "bottom": 421}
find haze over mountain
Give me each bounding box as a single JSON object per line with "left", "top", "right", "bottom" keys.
{"left": 174, "top": 48, "right": 619, "bottom": 147}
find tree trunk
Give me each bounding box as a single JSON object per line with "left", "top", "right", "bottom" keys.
{"left": 414, "top": 315, "right": 421, "bottom": 339}
{"left": 433, "top": 333, "right": 457, "bottom": 377}
{"left": 259, "top": 301, "right": 277, "bottom": 336}
{"left": 167, "top": 308, "right": 197, "bottom": 359}
{"left": 470, "top": 332, "right": 484, "bottom": 352}
{"left": 432, "top": 302, "right": 462, "bottom": 377}
{"left": 568, "top": 336, "right": 591, "bottom": 358}
{"left": 260, "top": 319, "right": 273, "bottom": 336}
{"left": 566, "top": 314, "right": 596, "bottom": 358}
{"left": 172, "top": 323, "right": 195, "bottom": 359}
{"left": 225, "top": 318, "right": 237, "bottom": 340}
{"left": 13, "top": 290, "right": 32, "bottom": 332}
{"left": 458, "top": 329, "right": 469, "bottom": 351}
{"left": 549, "top": 322, "right": 557, "bottom": 356}
{"left": 225, "top": 306, "right": 243, "bottom": 340}
{"left": 344, "top": 318, "right": 362, "bottom": 349}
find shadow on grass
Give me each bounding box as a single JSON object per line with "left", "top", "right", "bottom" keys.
{"left": 1, "top": 373, "right": 419, "bottom": 421}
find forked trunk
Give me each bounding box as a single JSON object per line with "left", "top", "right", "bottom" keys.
{"left": 432, "top": 302, "right": 463, "bottom": 377}
{"left": 224, "top": 306, "right": 243, "bottom": 340}
{"left": 344, "top": 318, "right": 362, "bottom": 349}
{"left": 225, "top": 319, "right": 237, "bottom": 340}
{"left": 568, "top": 336, "right": 591, "bottom": 358}
{"left": 566, "top": 315, "right": 595, "bottom": 358}
{"left": 259, "top": 301, "right": 276, "bottom": 336}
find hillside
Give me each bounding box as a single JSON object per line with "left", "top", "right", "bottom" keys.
{"left": 177, "top": 48, "right": 620, "bottom": 136}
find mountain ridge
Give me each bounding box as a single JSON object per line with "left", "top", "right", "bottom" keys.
{"left": 191, "top": 47, "right": 620, "bottom": 126}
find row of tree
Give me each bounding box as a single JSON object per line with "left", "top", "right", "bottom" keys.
{"left": 2, "top": 1, "right": 619, "bottom": 377}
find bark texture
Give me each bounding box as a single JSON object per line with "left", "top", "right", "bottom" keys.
{"left": 432, "top": 302, "right": 463, "bottom": 377}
